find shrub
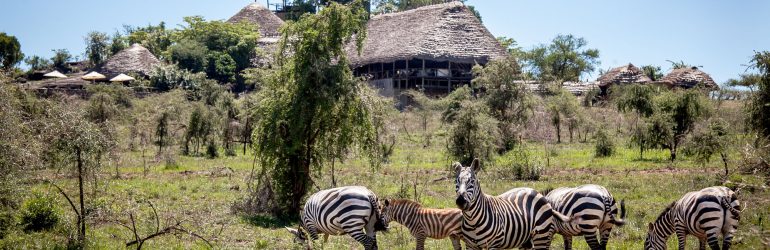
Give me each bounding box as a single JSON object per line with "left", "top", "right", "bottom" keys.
{"left": 0, "top": 210, "right": 12, "bottom": 239}
{"left": 18, "top": 194, "right": 60, "bottom": 232}
{"left": 447, "top": 100, "right": 501, "bottom": 165}
{"left": 206, "top": 141, "right": 219, "bottom": 159}
{"left": 594, "top": 129, "right": 614, "bottom": 157}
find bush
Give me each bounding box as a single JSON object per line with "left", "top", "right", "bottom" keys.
{"left": 18, "top": 194, "right": 60, "bottom": 232}
{"left": 206, "top": 141, "right": 219, "bottom": 159}
{"left": 447, "top": 100, "right": 501, "bottom": 165}
{"left": 594, "top": 129, "right": 614, "bottom": 157}
{"left": 0, "top": 210, "right": 12, "bottom": 239}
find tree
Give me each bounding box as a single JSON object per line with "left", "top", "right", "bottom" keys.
{"left": 726, "top": 73, "right": 761, "bottom": 92}
{"left": 50, "top": 49, "right": 73, "bottom": 72}
{"left": 746, "top": 51, "right": 770, "bottom": 139}
{"left": 649, "top": 89, "right": 710, "bottom": 161}
{"left": 473, "top": 55, "right": 532, "bottom": 150}
{"left": 168, "top": 39, "right": 208, "bottom": 73}
{"left": 84, "top": 31, "right": 110, "bottom": 67}
{"left": 24, "top": 55, "right": 51, "bottom": 72}
{"left": 251, "top": 0, "right": 372, "bottom": 217}
{"left": 641, "top": 65, "right": 664, "bottom": 81}
{"left": 448, "top": 100, "right": 501, "bottom": 165}
{"left": 0, "top": 32, "right": 24, "bottom": 70}
{"left": 614, "top": 84, "right": 655, "bottom": 159}
{"left": 109, "top": 31, "right": 128, "bottom": 56}
{"left": 684, "top": 119, "right": 730, "bottom": 173}
{"left": 524, "top": 34, "right": 600, "bottom": 82}
{"left": 547, "top": 89, "right": 580, "bottom": 143}
{"left": 124, "top": 22, "right": 173, "bottom": 60}
{"left": 155, "top": 111, "right": 170, "bottom": 155}
{"left": 497, "top": 37, "right": 524, "bottom": 58}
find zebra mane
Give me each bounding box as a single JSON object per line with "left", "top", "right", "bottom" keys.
{"left": 655, "top": 202, "right": 676, "bottom": 222}
{"left": 388, "top": 199, "right": 423, "bottom": 208}
{"left": 541, "top": 187, "right": 554, "bottom": 196}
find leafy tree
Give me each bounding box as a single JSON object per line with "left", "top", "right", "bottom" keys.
{"left": 84, "top": 31, "right": 110, "bottom": 67}
{"left": 547, "top": 89, "right": 580, "bottom": 143}
{"left": 0, "top": 32, "right": 24, "bottom": 70}
{"left": 86, "top": 92, "right": 119, "bottom": 124}
{"left": 155, "top": 111, "right": 170, "bottom": 155}
{"left": 125, "top": 22, "right": 173, "bottom": 59}
{"left": 684, "top": 119, "right": 730, "bottom": 171}
{"left": 109, "top": 31, "right": 128, "bottom": 55}
{"left": 726, "top": 73, "right": 761, "bottom": 92}
{"left": 251, "top": 1, "right": 372, "bottom": 217}
{"left": 50, "top": 49, "right": 73, "bottom": 72}
{"left": 594, "top": 128, "right": 614, "bottom": 157}
{"left": 648, "top": 89, "right": 710, "bottom": 161}
{"left": 149, "top": 64, "right": 209, "bottom": 92}
{"left": 641, "top": 65, "right": 664, "bottom": 81}
{"left": 206, "top": 51, "right": 237, "bottom": 83}
{"left": 440, "top": 85, "right": 472, "bottom": 123}
{"left": 448, "top": 100, "right": 501, "bottom": 165}
{"left": 524, "top": 34, "right": 600, "bottom": 82}
{"left": 183, "top": 104, "right": 215, "bottom": 156}
{"left": 614, "top": 84, "right": 655, "bottom": 159}
{"left": 473, "top": 55, "right": 532, "bottom": 150}
{"left": 24, "top": 55, "right": 51, "bottom": 72}
{"left": 168, "top": 39, "right": 208, "bottom": 72}
{"left": 746, "top": 51, "right": 770, "bottom": 139}
{"left": 497, "top": 37, "right": 524, "bottom": 58}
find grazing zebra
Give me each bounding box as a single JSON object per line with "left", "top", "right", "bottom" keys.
{"left": 379, "top": 198, "right": 464, "bottom": 250}
{"left": 542, "top": 184, "right": 627, "bottom": 250}
{"left": 645, "top": 186, "right": 741, "bottom": 250}
{"left": 286, "top": 186, "right": 388, "bottom": 250}
{"left": 454, "top": 159, "right": 571, "bottom": 249}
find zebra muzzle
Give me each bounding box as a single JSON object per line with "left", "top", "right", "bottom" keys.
{"left": 456, "top": 195, "right": 467, "bottom": 209}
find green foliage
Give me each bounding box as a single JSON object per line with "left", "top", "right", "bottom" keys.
{"left": 641, "top": 65, "right": 664, "bottom": 81}
{"left": 746, "top": 51, "right": 770, "bottom": 139}
{"left": 0, "top": 32, "right": 24, "bottom": 70}
{"left": 440, "top": 85, "right": 472, "bottom": 123}
{"left": 582, "top": 87, "right": 599, "bottom": 107}
{"left": 684, "top": 119, "right": 730, "bottom": 167}
{"left": 496, "top": 147, "right": 543, "bottom": 181}
{"left": 50, "top": 49, "right": 73, "bottom": 73}
{"left": 523, "top": 34, "right": 600, "bottom": 82}
{"left": 124, "top": 22, "right": 173, "bottom": 59}
{"left": 473, "top": 55, "right": 532, "bottom": 150}
{"left": 251, "top": 0, "right": 371, "bottom": 217}
{"left": 206, "top": 51, "right": 237, "bottom": 83}
{"left": 149, "top": 64, "right": 209, "bottom": 92}
{"left": 594, "top": 128, "right": 614, "bottom": 157}
{"left": 614, "top": 84, "right": 655, "bottom": 117}
{"left": 109, "top": 31, "right": 128, "bottom": 56}
{"left": 169, "top": 39, "right": 208, "bottom": 72}
{"left": 85, "top": 92, "right": 120, "bottom": 124}
{"left": 84, "top": 31, "right": 110, "bottom": 67}
{"left": 23, "top": 55, "right": 51, "bottom": 73}
{"left": 184, "top": 104, "right": 216, "bottom": 156}
{"left": 646, "top": 89, "right": 711, "bottom": 161}
{"left": 0, "top": 210, "right": 12, "bottom": 239}
{"left": 85, "top": 84, "right": 133, "bottom": 108}
{"left": 496, "top": 37, "right": 524, "bottom": 57}
{"left": 18, "top": 194, "right": 60, "bottom": 232}
{"left": 448, "top": 100, "right": 501, "bottom": 165}
{"left": 206, "top": 141, "right": 219, "bottom": 159}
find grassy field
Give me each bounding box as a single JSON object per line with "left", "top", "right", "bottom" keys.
{"left": 2, "top": 109, "right": 769, "bottom": 250}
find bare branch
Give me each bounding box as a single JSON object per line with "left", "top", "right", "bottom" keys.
{"left": 45, "top": 180, "right": 80, "bottom": 218}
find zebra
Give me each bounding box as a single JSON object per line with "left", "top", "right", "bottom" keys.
{"left": 454, "top": 159, "right": 572, "bottom": 249}
{"left": 541, "top": 184, "right": 627, "bottom": 250}
{"left": 379, "top": 198, "right": 465, "bottom": 250}
{"left": 645, "top": 186, "right": 741, "bottom": 250}
{"left": 286, "top": 186, "right": 388, "bottom": 250}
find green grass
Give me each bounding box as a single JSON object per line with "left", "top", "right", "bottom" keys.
{"left": 2, "top": 111, "right": 769, "bottom": 249}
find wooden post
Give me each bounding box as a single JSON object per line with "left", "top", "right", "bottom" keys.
{"left": 421, "top": 59, "right": 426, "bottom": 89}
{"left": 448, "top": 61, "right": 452, "bottom": 92}
{"left": 405, "top": 59, "right": 409, "bottom": 89}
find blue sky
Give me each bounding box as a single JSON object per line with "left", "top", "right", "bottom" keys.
{"left": 1, "top": 1, "right": 768, "bottom": 84}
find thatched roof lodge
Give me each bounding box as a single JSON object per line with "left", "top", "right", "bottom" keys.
{"left": 100, "top": 44, "right": 161, "bottom": 77}
{"left": 346, "top": 1, "right": 507, "bottom": 97}
{"left": 596, "top": 63, "right": 652, "bottom": 94}
{"left": 228, "top": 3, "right": 285, "bottom": 38}
{"left": 659, "top": 66, "right": 719, "bottom": 90}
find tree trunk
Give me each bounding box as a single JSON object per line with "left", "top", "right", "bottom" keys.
{"left": 76, "top": 148, "right": 86, "bottom": 244}
{"left": 555, "top": 123, "right": 561, "bottom": 143}
{"left": 330, "top": 159, "right": 337, "bottom": 188}
{"left": 670, "top": 145, "right": 677, "bottom": 162}
{"left": 721, "top": 152, "right": 729, "bottom": 177}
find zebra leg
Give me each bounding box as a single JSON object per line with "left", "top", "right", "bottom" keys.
{"left": 674, "top": 223, "right": 687, "bottom": 250}
{"left": 722, "top": 233, "right": 734, "bottom": 250}
{"left": 699, "top": 239, "right": 707, "bottom": 250}
{"left": 599, "top": 227, "right": 612, "bottom": 250}
{"left": 583, "top": 232, "right": 602, "bottom": 250}
{"left": 563, "top": 235, "right": 573, "bottom": 250}
{"left": 706, "top": 231, "right": 721, "bottom": 250}
{"left": 449, "top": 234, "right": 462, "bottom": 250}
{"left": 343, "top": 225, "right": 376, "bottom": 250}
{"left": 414, "top": 234, "right": 426, "bottom": 250}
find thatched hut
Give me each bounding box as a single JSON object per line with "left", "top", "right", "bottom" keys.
{"left": 596, "top": 63, "right": 652, "bottom": 94}
{"left": 100, "top": 44, "right": 160, "bottom": 77}
{"left": 346, "top": 1, "right": 507, "bottom": 97}
{"left": 228, "top": 3, "right": 285, "bottom": 38}
{"left": 659, "top": 66, "right": 718, "bottom": 90}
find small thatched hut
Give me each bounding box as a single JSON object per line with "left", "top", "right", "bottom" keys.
{"left": 228, "top": 3, "right": 285, "bottom": 38}
{"left": 100, "top": 44, "right": 160, "bottom": 77}
{"left": 659, "top": 66, "right": 718, "bottom": 90}
{"left": 597, "top": 63, "right": 652, "bottom": 94}
{"left": 346, "top": 1, "right": 507, "bottom": 97}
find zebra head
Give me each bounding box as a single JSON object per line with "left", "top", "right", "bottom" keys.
{"left": 379, "top": 199, "right": 392, "bottom": 225}
{"left": 644, "top": 222, "right": 666, "bottom": 250}
{"left": 285, "top": 226, "right": 307, "bottom": 245}
{"left": 454, "top": 158, "right": 481, "bottom": 210}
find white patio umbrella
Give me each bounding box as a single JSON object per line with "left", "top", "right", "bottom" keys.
{"left": 109, "top": 73, "right": 135, "bottom": 83}
{"left": 81, "top": 71, "right": 106, "bottom": 83}
{"left": 43, "top": 70, "right": 67, "bottom": 79}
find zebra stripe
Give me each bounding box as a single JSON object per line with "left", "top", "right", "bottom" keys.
{"left": 287, "top": 186, "right": 387, "bottom": 250}
{"left": 454, "top": 159, "right": 569, "bottom": 249}
{"left": 645, "top": 186, "right": 741, "bottom": 250}
{"left": 380, "top": 199, "right": 464, "bottom": 250}
{"left": 543, "top": 184, "right": 626, "bottom": 250}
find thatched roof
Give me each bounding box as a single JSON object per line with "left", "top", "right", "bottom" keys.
{"left": 597, "top": 63, "right": 652, "bottom": 87}
{"left": 100, "top": 44, "right": 160, "bottom": 77}
{"left": 228, "top": 3, "right": 285, "bottom": 38}
{"left": 659, "top": 66, "right": 718, "bottom": 90}
{"left": 346, "top": 1, "right": 506, "bottom": 67}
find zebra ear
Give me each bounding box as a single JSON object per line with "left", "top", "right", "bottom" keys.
{"left": 384, "top": 199, "right": 390, "bottom": 206}
{"left": 647, "top": 222, "right": 653, "bottom": 231}
{"left": 471, "top": 158, "right": 481, "bottom": 173}
{"left": 452, "top": 162, "right": 463, "bottom": 175}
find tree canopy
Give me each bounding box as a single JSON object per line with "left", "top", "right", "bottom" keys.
{"left": 524, "top": 34, "right": 600, "bottom": 82}
{"left": 0, "top": 33, "right": 24, "bottom": 70}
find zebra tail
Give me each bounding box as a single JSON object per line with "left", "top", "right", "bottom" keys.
{"left": 720, "top": 197, "right": 741, "bottom": 215}
{"left": 370, "top": 195, "right": 389, "bottom": 232}
{"left": 551, "top": 209, "right": 573, "bottom": 223}
{"left": 610, "top": 199, "right": 627, "bottom": 226}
